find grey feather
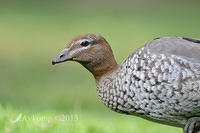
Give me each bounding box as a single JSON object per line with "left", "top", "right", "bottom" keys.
{"left": 145, "top": 36, "right": 200, "bottom": 63}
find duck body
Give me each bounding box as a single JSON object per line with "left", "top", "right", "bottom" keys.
{"left": 52, "top": 34, "right": 200, "bottom": 132}
{"left": 97, "top": 36, "right": 200, "bottom": 127}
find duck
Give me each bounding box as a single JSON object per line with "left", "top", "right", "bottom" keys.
{"left": 52, "top": 33, "right": 200, "bottom": 133}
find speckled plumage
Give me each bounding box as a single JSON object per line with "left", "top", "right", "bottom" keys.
{"left": 96, "top": 37, "right": 200, "bottom": 127}
{"left": 52, "top": 34, "right": 200, "bottom": 133}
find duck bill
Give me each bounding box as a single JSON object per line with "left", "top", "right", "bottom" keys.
{"left": 52, "top": 49, "right": 72, "bottom": 65}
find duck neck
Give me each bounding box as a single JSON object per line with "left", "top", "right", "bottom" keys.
{"left": 82, "top": 56, "right": 119, "bottom": 81}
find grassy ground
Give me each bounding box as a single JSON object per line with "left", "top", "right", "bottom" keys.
{"left": 0, "top": 0, "right": 199, "bottom": 132}
{"left": 0, "top": 105, "right": 181, "bottom": 133}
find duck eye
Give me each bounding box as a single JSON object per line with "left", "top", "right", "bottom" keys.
{"left": 80, "top": 41, "right": 89, "bottom": 46}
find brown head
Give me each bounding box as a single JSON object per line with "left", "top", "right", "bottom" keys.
{"left": 52, "top": 33, "right": 119, "bottom": 79}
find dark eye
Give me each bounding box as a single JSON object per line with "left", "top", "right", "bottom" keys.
{"left": 80, "top": 41, "right": 89, "bottom": 46}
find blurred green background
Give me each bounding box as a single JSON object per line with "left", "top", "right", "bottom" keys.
{"left": 0, "top": 0, "right": 199, "bottom": 132}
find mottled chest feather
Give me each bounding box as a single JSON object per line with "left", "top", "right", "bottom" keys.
{"left": 96, "top": 46, "right": 200, "bottom": 127}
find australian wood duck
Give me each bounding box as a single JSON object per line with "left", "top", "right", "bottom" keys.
{"left": 52, "top": 34, "right": 200, "bottom": 133}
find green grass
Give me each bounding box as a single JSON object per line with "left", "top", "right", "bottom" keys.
{"left": 0, "top": 105, "right": 181, "bottom": 133}
{"left": 0, "top": 0, "right": 200, "bottom": 132}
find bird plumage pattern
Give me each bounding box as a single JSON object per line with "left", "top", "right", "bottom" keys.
{"left": 52, "top": 34, "right": 200, "bottom": 133}
{"left": 97, "top": 36, "right": 200, "bottom": 127}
